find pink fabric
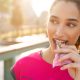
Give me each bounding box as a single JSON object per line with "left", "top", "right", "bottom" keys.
{"left": 12, "top": 51, "right": 73, "bottom": 80}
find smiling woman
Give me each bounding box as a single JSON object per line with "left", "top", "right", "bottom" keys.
{"left": 31, "top": 0, "right": 53, "bottom": 16}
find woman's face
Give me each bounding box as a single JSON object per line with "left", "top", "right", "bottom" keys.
{"left": 47, "top": 1, "right": 80, "bottom": 51}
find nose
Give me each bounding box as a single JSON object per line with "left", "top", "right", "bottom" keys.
{"left": 54, "top": 26, "right": 64, "bottom": 39}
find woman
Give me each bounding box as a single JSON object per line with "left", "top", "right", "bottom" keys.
{"left": 11, "top": 0, "right": 80, "bottom": 80}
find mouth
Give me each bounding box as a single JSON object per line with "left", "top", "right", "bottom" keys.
{"left": 53, "top": 39, "right": 68, "bottom": 49}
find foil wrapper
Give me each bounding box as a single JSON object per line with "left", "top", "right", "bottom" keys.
{"left": 53, "top": 40, "right": 72, "bottom": 68}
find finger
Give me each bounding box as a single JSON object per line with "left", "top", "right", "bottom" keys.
{"left": 60, "top": 63, "right": 80, "bottom": 70}
{"left": 63, "top": 45, "right": 76, "bottom": 49}
{"left": 65, "top": 45, "right": 78, "bottom": 52}
{"left": 59, "top": 45, "right": 78, "bottom": 52}
{"left": 59, "top": 53, "right": 80, "bottom": 62}
{"left": 54, "top": 48, "right": 73, "bottom": 54}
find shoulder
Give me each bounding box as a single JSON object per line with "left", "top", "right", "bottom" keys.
{"left": 12, "top": 50, "right": 42, "bottom": 70}
{"left": 18, "top": 50, "right": 42, "bottom": 63}
{"left": 11, "top": 50, "right": 42, "bottom": 79}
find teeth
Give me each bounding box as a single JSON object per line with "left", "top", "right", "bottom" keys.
{"left": 56, "top": 40, "right": 65, "bottom": 44}
{"left": 56, "top": 40, "right": 65, "bottom": 43}
{"left": 55, "top": 40, "right": 66, "bottom": 49}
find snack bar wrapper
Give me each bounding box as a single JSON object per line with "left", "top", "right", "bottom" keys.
{"left": 53, "top": 41, "right": 72, "bottom": 68}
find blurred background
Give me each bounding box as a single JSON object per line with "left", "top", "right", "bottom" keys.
{"left": 0, "top": 0, "right": 53, "bottom": 43}
{"left": 0, "top": 0, "right": 53, "bottom": 80}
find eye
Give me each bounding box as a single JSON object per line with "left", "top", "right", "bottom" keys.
{"left": 66, "top": 23, "right": 77, "bottom": 28}
{"left": 50, "top": 18, "right": 59, "bottom": 24}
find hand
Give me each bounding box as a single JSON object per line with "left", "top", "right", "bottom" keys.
{"left": 54, "top": 45, "right": 80, "bottom": 80}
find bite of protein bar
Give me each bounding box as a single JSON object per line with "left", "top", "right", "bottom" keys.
{"left": 52, "top": 40, "right": 72, "bottom": 68}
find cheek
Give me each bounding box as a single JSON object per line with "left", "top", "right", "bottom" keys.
{"left": 47, "top": 24, "right": 56, "bottom": 37}
{"left": 68, "top": 32, "right": 80, "bottom": 44}
{"left": 47, "top": 25, "right": 56, "bottom": 50}
{"left": 47, "top": 25, "right": 54, "bottom": 39}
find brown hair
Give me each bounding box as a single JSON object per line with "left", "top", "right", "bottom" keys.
{"left": 50, "top": 0, "right": 80, "bottom": 48}
{"left": 50, "top": 0, "right": 80, "bottom": 12}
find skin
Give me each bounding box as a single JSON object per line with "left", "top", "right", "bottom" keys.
{"left": 42, "top": 1, "right": 80, "bottom": 80}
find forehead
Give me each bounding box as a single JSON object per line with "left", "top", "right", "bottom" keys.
{"left": 50, "top": 1, "right": 80, "bottom": 21}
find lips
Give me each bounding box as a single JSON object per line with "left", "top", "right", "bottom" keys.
{"left": 53, "top": 39, "right": 68, "bottom": 49}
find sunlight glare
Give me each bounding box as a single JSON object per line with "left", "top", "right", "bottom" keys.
{"left": 32, "top": 0, "right": 54, "bottom": 16}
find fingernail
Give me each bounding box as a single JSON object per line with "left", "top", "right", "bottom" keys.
{"left": 60, "top": 67, "right": 65, "bottom": 70}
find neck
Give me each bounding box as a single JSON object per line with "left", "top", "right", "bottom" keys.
{"left": 42, "top": 46, "right": 55, "bottom": 64}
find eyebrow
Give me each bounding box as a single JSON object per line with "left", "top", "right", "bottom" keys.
{"left": 50, "top": 15, "right": 79, "bottom": 22}
{"left": 50, "top": 15, "right": 59, "bottom": 19}
{"left": 67, "top": 18, "right": 79, "bottom": 22}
